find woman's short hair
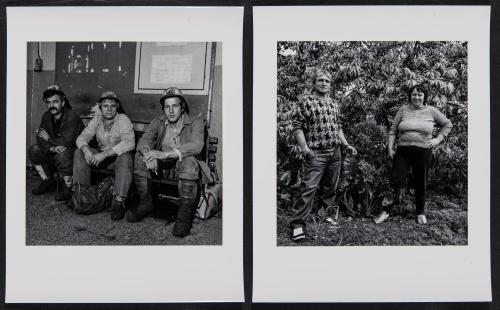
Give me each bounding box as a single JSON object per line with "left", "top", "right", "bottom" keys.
{"left": 408, "top": 84, "right": 429, "bottom": 105}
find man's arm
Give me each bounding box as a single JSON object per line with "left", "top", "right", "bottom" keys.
{"left": 36, "top": 113, "right": 54, "bottom": 152}
{"left": 338, "top": 128, "right": 357, "bottom": 155}
{"left": 136, "top": 116, "right": 161, "bottom": 155}
{"left": 293, "top": 128, "right": 314, "bottom": 159}
{"left": 76, "top": 117, "right": 98, "bottom": 150}
{"left": 110, "top": 114, "right": 135, "bottom": 156}
{"left": 174, "top": 116, "right": 204, "bottom": 158}
{"left": 48, "top": 111, "right": 84, "bottom": 148}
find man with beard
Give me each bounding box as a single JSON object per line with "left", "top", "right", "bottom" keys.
{"left": 73, "top": 91, "right": 135, "bottom": 220}
{"left": 127, "top": 87, "right": 213, "bottom": 237}
{"left": 28, "top": 85, "right": 84, "bottom": 201}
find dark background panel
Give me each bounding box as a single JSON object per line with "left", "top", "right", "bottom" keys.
{"left": 54, "top": 41, "right": 209, "bottom": 122}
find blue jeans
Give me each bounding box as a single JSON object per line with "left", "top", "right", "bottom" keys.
{"left": 73, "top": 148, "right": 133, "bottom": 199}
{"left": 291, "top": 147, "right": 342, "bottom": 225}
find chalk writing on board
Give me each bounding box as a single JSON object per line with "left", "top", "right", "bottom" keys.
{"left": 150, "top": 55, "right": 192, "bottom": 84}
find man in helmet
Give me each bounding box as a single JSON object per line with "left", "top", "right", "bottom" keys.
{"left": 128, "top": 87, "right": 212, "bottom": 237}
{"left": 28, "top": 85, "right": 84, "bottom": 201}
{"left": 73, "top": 91, "right": 135, "bottom": 220}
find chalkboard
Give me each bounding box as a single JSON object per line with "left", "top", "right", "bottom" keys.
{"left": 54, "top": 42, "right": 212, "bottom": 123}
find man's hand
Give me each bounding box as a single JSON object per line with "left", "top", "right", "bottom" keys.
{"left": 50, "top": 145, "right": 67, "bottom": 154}
{"left": 346, "top": 145, "right": 357, "bottom": 156}
{"left": 301, "top": 147, "right": 315, "bottom": 160}
{"left": 37, "top": 128, "right": 50, "bottom": 141}
{"left": 82, "top": 148, "right": 94, "bottom": 165}
{"left": 144, "top": 150, "right": 168, "bottom": 162}
{"left": 88, "top": 152, "right": 107, "bottom": 166}
{"left": 145, "top": 158, "right": 158, "bottom": 172}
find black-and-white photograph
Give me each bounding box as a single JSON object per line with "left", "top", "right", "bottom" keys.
{"left": 26, "top": 41, "right": 223, "bottom": 245}
{"left": 277, "top": 41, "right": 468, "bottom": 246}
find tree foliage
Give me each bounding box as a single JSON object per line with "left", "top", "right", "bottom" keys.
{"left": 277, "top": 41, "right": 468, "bottom": 217}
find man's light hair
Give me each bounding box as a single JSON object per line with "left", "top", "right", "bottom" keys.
{"left": 312, "top": 68, "right": 332, "bottom": 82}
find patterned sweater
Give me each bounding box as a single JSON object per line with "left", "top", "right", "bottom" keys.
{"left": 390, "top": 104, "right": 453, "bottom": 148}
{"left": 291, "top": 95, "right": 342, "bottom": 150}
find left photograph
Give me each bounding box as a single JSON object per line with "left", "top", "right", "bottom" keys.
{"left": 26, "top": 41, "right": 223, "bottom": 246}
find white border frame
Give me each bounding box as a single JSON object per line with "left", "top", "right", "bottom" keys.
{"left": 253, "top": 6, "right": 491, "bottom": 302}
{"left": 133, "top": 42, "right": 212, "bottom": 95}
{"left": 7, "top": 6, "right": 243, "bottom": 303}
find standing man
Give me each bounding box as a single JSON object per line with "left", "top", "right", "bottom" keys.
{"left": 289, "top": 68, "right": 357, "bottom": 242}
{"left": 73, "top": 91, "right": 135, "bottom": 220}
{"left": 28, "top": 85, "right": 84, "bottom": 201}
{"left": 128, "top": 87, "right": 212, "bottom": 238}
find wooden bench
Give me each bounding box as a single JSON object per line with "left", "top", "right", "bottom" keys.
{"left": 82, "top": 117, "right": 219, "bottom": 205}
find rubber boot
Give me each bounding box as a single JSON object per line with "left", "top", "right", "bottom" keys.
{"left": 126, "top": 176, "right": 153, "bottom": 223}
{"left": 173, "top": 179, "right": 198, "bottom": 237}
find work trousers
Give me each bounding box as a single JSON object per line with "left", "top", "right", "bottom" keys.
{"left": 134, "top": 153, "right": 200, "bottom": 202}
{"left": 384, "top": 145, "right": 432, "bottom": 215}
{"left": 291, "top": 147, "right": 342, "bottom": 225}
{"left": 28, "top": 144, "right": 75, "bottom": 177}
{"left": 73, "top": 148, "right": 133, "bottom": 199}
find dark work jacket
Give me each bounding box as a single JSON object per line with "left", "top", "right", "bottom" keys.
{"left": 37, "top": 107, "right": 85, "bottom": 153}
{"left": 136, "top": 113, "right": 213, "bottom": 184}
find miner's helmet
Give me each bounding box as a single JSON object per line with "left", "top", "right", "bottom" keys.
{"left": 98, "top": 90, "right": 121, "bottom": 105}
{"left": 160, "top": 87, "right": 189, "bottom": 114}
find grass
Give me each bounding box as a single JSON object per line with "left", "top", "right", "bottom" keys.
{"left": 277, "top": 193, "right": 467, "bottom": 246}
{"left": 26, "top": 172, "right": 222, "bottom": 246}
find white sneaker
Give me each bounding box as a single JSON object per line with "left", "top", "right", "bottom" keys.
{"left": 374, "top": 211, "right": 389, "bottom": 224}
{"left": 417, "top": 215, "right": 427, "bottom": 224}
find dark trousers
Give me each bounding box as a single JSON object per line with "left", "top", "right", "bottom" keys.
{"left": 134, "top": 153, "right": 200, "bottom": 202}
{"left": 291, "top": 147, "right": 342, "bottom": 225}
{"left": 384, "top": 145, "right": 432, "bottom": 215}
{"left": 28, "top": 144, "right": 75, "bottom": 177}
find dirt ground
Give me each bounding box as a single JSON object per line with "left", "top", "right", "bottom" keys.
{"left": 26, "top": 173, "right": 222, "bottom": 246}
{"left": 277, "top": 193, "right": 467, "bottom": 246}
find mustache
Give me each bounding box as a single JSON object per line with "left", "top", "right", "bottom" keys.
{"left": 49, "top": 108, "right": 58, "bottom": 112}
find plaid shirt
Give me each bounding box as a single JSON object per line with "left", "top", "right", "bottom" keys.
{"left": 291, "top": 95, "right": 342, "bottom": 150}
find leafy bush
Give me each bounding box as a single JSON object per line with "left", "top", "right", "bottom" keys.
{"left": 277, "top": 41, "right": 468, "bottom": 216}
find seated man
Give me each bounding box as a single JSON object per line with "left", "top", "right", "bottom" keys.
{"left": 29, "top": 85, "right": 84, "bottom": 201}
{"left": 73, "top": 91, "right": 135, "bottom": 220}
{"left": 128, "top": 87, "right": 212, "bottom": 237}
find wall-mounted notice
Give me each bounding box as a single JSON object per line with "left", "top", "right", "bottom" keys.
{"left": 135, "top": 42, "right": 212, "bottom": 95}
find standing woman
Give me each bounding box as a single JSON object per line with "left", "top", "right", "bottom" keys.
{"left": 374, "top": 85, "right": 452, "bottom": 224}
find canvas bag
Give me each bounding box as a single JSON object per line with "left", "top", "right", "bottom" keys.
{"left": 71, "top": 177, "right": 114, "bottom": 215}
{"left": 196, "top": 182, "right": 222, "bottom": 219}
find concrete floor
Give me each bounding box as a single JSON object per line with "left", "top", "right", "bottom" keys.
{"left": 26, "top": 173, "right": 223, "bottom": 246}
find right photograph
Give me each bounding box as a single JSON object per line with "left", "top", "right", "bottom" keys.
{"left": 277, "top": 41, "right": 468, "bottom": 246}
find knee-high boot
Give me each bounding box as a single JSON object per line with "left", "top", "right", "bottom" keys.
{"left": 126, "top": 175, "right": 154, "bottom": 223}
{"left": 173, "top": 179, "right": 198, "bottom": 237}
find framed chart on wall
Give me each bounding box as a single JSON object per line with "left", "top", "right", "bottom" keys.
{"left": 134, "top": 42, "right": 213, "bottom": 95}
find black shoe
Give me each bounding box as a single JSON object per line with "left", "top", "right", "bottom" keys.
{"left": 32, "top": 177, "right": 56, "bottom": 195}
{"left": 172, "top": 204, "right": 194, "bottom": 237}
{"left": 55, "top": 185, "right": 72, "bottom": 201}
{"left": 125, "top": 196, "right": 153, "bottom": 223}
{"left": 110, "top": 199, "right": 126, "bottom": 220}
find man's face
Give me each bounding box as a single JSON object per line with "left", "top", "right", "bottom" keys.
{"left": 314, "top": 74, "right": 331, "bottom": 95}
{"left": 163, "top": 97, "right": 183, "bottom": 124}
{"left": 100, "top": 99, "right": 119, "bottom": 120}
{"left": 45, "top": 95, "right": 65, "bottom": 116}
